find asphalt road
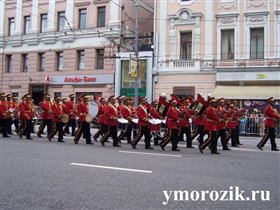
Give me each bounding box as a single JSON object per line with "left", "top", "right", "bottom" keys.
{"left": 0, "top": 131, "right": 279, "bottom": 210}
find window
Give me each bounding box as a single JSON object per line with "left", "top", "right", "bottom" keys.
{"left": 6, "top": 55, "right": 12, "bottom": 73}
{"left": 96, "top": 49, "right": 104, "bottom": 69}
{"left": 24, "top": 16, "right": 31, "bottom": 34}
{"left": 77, "top": 50, "right": 85, "bottom": 70}
{"left": 79, "top": 9, "right": 87, "bottom": 29}
{"left": 221, "top": 30, "right": 234, "bottom": 60}
{"left": 39, "top": 53, "right": 45, "bottom": 71}
{"left": 56, "top": 52, "right": 63, "bottom": 71}
{"left": 250, "top": 28, "right": 264, "bottom": 59}
{"left": 54, "top": 92, "right": 61, "bottom": 98}
{"left": 8, "top": 17, "right": 15, "bottom": 36}
{"left": 22, "top": 54, "right": 28, "bottom": 72}
{"left": 57, "top": 11, "right": 65, "bottom": 31}
{"left": 97, "top": 7, "right": 106, "bottom": 27}
{"left": 40, "top": 14, "right": 47, "bottom": 33}
{"left": 180, "top": 32, "right": 192, "bottom": 59}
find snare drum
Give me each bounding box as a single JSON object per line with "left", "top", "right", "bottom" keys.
{"left": 61, "top": 114, "right": 69, "bottom": 124}
{"left": 132, "top": 118, "right": 139, "bottom": 124}
{"left": 118, "top": 118, "right": 128, "bottom": 124}
{"left": 85, "top": 114, "right": 93, "bottom": 123}
{"left": 149, "top": 119, "right": 162, "bottom": 125}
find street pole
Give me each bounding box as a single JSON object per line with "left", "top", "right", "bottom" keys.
{"left": 133, "top": 0, "right": 139, "bottom": 107}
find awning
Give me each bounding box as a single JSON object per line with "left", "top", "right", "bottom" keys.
{"left": 211, "top": 86, "right": 280, "bottom": 100}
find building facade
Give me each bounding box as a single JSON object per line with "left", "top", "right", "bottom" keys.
{"left": 0, "top": 0, "right": 153, "bottom": 104}
{"left": 153, "top": 0, "right": 280, "bottom": 102}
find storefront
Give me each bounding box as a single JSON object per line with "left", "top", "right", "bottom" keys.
{"left": 46, "top": 74, "right": 115, "bottom": 102}
{"left": 114, "top": 51, "right": 153, "bottom": 102}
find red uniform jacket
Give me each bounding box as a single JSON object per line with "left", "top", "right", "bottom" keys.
{"left": 227, "top": 108, "right": 238, "bottom": 129}
{"left": 52, "top": 103, "right": 64, "bottom": 122}
{"left": 22, "top": 101, "right": 34, "bottom": 120}
{"left": 204, "top": 106, "right": 219, "bottom": 132}
{"left": 65, "top": 100, "right": 76, "bottom": 119}
{"left": 179, "top": 105, "right": 190, "bottom": 127}
{"left": 41, "top": 101, "right": 52, "bottom": 120}
{"left": 216, "top": 106, "right": 227, "bottom": 130}
{"left": 17, "top": 102, "right": 25, "bottom": 120}
{"left": 137, "top": 105, "right": 148, "bottom": 126}
{"left": 264, "top": 104, "right": 280, "bottom": 128}
{"left": 149, "top": 107, "right": 161, "bottom": 131}
{"left": 120, "top": 105, "right": 132, "bottom": 124}
{"left": 194, "top": 114, "right": 204, "bottom": 126}
{"left": 0, "top": 101, "right": 8, "bottom": 119}
{"left": 98, "top": 104, "right": 106, "bottom": 124}
{"left": 167, "top": 107, "right": 179, "bottom": 129}
{"left": 105, "top": 104, "right": 118, "bottom": 126}
{"left": 77, "top": 102, "right": 89, "bottom": 122}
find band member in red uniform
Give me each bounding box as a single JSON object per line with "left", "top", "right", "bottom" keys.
{"left": 0, "top": 93, "right": 9, "bottom": 137}
{"left": 178, "top": 98, "right": 193, "bottom": 148}
{"left": 226, "top": 103, "right": 238, "bottom": 147}
{"left": 16, "top": 96, "right": 26, "bottom": 134}
{"left": 19, "top": 94, "right": 34, "bottom": 140}
{"left": 48, "top": 95, "right": 65, "bottom": 142}
{"left": 257, "top": 97, "right": 280, "bottom": 151}
{"left": 63, "top": 94, "right": 76, "bottom": 136}
{"left": 61, "top": 98, "right": 70, "bottom": 134}
{"left": 74, "top": 95, "right": 92, "bottom": 144}
{"left": 100, "top": 96, "right": 121, "bottom": 147}
{"left": 10, "top": 96, "right": 19, "bottom": 133}
{"left": 232, "top": 100, "right": 242, "bottom": 145}
{"left": 160, "top": 100, "right": 180, "bottom": 151}
{"left": 6, "top": 94, "right": 13, "bottom": 134}
{"left": 118, "top": 97, "right": 133, "bottom": 143}
{"left": 37, "top": 94, "right": 53, "bottom": 137}
{"left": 199, "top": 97, "right": 220, "bottom": 154}
{"left": 149, "top": 100, "right": 162, "bottom": 146}
{"left": 131, "top": 96, "right": 153, "bottom": 149}
{"left": 129, "top": 99, "right": 137, "bottom": 138}
{"left": 216, "top": 98, "right": 231, "bottom": 150}
{"left": 93, "top": 97, "right": 107, "bottom": 141}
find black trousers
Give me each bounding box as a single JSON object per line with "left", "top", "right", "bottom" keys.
{"left": 200, "top": 131, "right": 218, "bottom": 153}
{"left": 94, "top": 123, "right": 107, "bottom": 139}
{"left": 1, "top": 119, "right": 8, "bottom": 137}
{"left": 63, "top": 119, "right": 76, "bottom": 135}
{"left": 16, "top": 120, "right": 25, "bottom": 134}
{"left": 161, "top": 128, "right": 179, "bottom": 150}
{"left": 227, "top": 128, "right": 237, "bottom": 146}
{"left": 100, "top": 125, "right": 118, "bottom": 146}
{"left": 7, "top": 118, "right": 12, "bottom": 134}
{"left": 217, "top": 129, "right": 229, "bottom": 149}
{"left": 49, "top": 122, "right": 64, "bottom": 142}
{"left": 37, "top": 119, "right": 53, "bottom": 136}
{"left": 179, "top": 126, "right": 191, "bottom": 147}
{"left": 74, "top": 121, "right": 91, "bottom": 143}
{"left": 191, "top": 125, "right": 205, "bottom": 146}
{"left": 132, "top": 125, "right": 151, "bottom": 148}
{"left": 258, "top": 127, "right": 277, "bottom": 150}
{"left": 19, "top": 120, "right": 32, "bottom": 139}
{"left": 10, "top": 119, "right": 19, "bottom": 132}
{"left": 118, "top": 123, "right": 132, "bottom": 143}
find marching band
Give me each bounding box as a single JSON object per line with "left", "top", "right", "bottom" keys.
{"left": 0, "top": 92, "right": 279, "bottom": 153}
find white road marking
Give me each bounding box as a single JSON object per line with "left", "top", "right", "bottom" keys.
{"left": 70, "top": 163, "right": 152, "bottom": 174}
{"left": 118, "top": 150, "right": 182, "bottom": 158}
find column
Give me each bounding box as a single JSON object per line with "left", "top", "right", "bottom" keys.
{"left": 0, "top": 0, "right": 5, "bottom": 37}
{"left": 159, "top": 0, "right": 167, "bottom": 67}
{"left": 30, "top": 0, "right": 39, "bottom": 33}
{"left": 204, "top": 0, "right": 213, "bottom": 63}
{"left": 109, "top": 0, "right": 120, "bottom": 25}
{"left": 14, "top": 0, "right": 23, "bottom": 35}
{"left": 47, "top": 0, "right": 56, "bottom": 31}
{"left": 64, "top": 0, "right": 74, "bottom": 30}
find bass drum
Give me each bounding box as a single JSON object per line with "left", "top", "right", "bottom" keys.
{"left": 61, "top": 114, "right": 69, "bottom": 124}
{"left": 85, "top": 114, "right": 93, "bottom": 123}
{"left": 88, "top": 101, "right": 98, "bottom": 117}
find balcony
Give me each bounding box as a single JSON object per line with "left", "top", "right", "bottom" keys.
{"left": 158, "top": 59, "right": 201, "bottom": 72}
